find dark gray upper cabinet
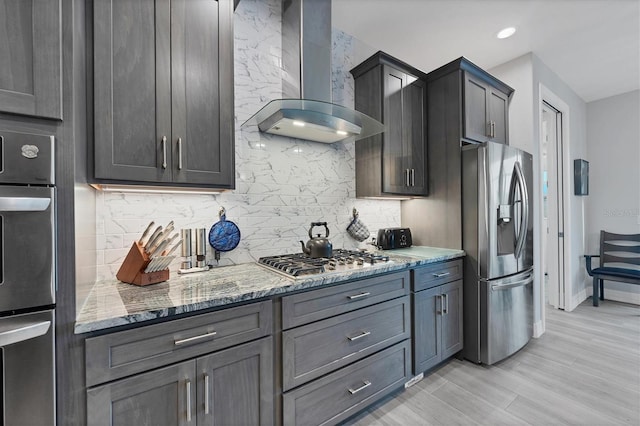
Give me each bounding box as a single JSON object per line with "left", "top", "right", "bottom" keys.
{"left": 92, "top": 0, "right": 235, "bottom": 189}
{"left": 0, "top": 0, "right": 62, "bottom": 119}
{"left": 351, "top": 52, "right": 428, "bottom": 198}
{"left": 463, "top": 72, "right": 511, "bottom": 144}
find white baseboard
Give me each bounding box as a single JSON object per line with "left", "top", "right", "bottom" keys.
{"left": 588, "top": 286, "right": 640, "bottom": 305}
{"left": 566, "top": 288, "right": 588, "bottom": 312}
{"left": 533, "top": 320, "right": 544, "bottom": 338}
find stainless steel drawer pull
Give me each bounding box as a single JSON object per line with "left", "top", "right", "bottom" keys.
{"left": 347, "top": 331, "right": 371, "bottom": 341}
{"left": 348, "top": 380, "right": 372, "bottom": 395}
{"left": 186, "top": 379, "right": 192, "bottom": 422}
{"left": 161, "top": 136, "right": 167, "bottom": 169}
{"left": 433, "top": 272, "right": 450, "bottom": 278}
{"left": 174, "top": 331, "right": 217, "bottom": 346}
{"left": 347, "top": 292, "right": 371, "bottom": 300}
{"left": 204, "top": 373, "right": 210, "bottom": 414}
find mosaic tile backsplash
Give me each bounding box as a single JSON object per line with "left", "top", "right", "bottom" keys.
{"left": 93, "top": 0, "right": 401, "bottom": 281}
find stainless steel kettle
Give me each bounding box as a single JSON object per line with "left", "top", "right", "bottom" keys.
{"left": 300, "top": 222, "right": 333, "bottom": 258}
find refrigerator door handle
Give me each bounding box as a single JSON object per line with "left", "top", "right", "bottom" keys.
{"left": 513, "top": 161, "right": 529, "bottom": 259}
{"left": 491, "top": 278, "right": 531, "bottom": 291}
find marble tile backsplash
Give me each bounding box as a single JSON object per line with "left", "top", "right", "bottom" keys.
{"left": 93, "top": 0, "right": 401, "bottom": 281}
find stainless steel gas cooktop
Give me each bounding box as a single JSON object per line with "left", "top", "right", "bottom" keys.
{"left": 257, "top": 249, "right": 391, "bottom": 278}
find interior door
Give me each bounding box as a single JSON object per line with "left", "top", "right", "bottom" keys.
{"left": 542, "top": 102, "right": 565, "bottom": 309}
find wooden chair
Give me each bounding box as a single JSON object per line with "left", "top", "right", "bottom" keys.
{"left": 584, "top": 231, "right": 640, "bottom": 306}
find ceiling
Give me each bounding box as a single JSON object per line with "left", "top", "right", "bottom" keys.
{"left": 332, "top": 0, "right": 640, "bottom": 103}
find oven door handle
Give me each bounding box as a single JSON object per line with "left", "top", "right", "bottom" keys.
{"left": 0, "top": 197, "right": 51, "bottom": 212}
{"left": 0, "top": 319, "right": 51, "bottom": 347}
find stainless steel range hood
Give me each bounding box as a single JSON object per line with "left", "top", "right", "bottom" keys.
{"left": 241, "top": 0, "right": 384, "bottom": 143}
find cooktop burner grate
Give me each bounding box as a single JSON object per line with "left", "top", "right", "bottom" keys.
{"left": 257, "top": 249, "right": 390, "bottom": 278}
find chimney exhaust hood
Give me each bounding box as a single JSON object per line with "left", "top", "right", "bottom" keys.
{"left": 241, "top": 0, "right": 384, "bottom": 143}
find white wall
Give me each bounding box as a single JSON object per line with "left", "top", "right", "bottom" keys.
{"left": 490, "top": 52, "right": 589, "bottom": 333}
{"left": 585, "top": 90, "right": 640, "bottom": 303}
{"left": 79, "top": 0, "right": 401, "bottom": 297}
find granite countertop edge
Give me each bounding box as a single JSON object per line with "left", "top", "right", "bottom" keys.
{"left": 75, "top": 247, "right": 465, "bottom": 334}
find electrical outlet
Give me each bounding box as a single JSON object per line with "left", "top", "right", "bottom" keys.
{"left": 404, "top": 372, "right": 424, "bottom": 389}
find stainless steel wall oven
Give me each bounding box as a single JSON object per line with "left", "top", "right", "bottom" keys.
{"left": 0, "top": 130, "right": 56, "bottom": 425}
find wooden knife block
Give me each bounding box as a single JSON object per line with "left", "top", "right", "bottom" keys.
{"left": 116, "top": 241, "right": 170, "bottom": 286}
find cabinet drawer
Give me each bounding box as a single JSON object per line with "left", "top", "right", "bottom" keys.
{"left": 282, "top": 296, "right": 410, "bottom": 391}
{"left": 86, "top": 300, "right": 272, "bottom": 387}
{"left": 283, "top": 340, "right": 411, "bottom": 426}
{"left": 412, "top": 259, "right": 462, "bottom": 291}
{"left": 282, "top": 271, "right": 410, "bottom": 329}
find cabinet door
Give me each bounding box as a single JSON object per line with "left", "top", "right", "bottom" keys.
{"left": 463, "top": 73, "right": 489, "bottom": 143}
{"left": 489, "top": 88, "right": 509, "bottom": 144}
{"left": 93, "top": 0, "right": 173, "bottom": 183}
{"left": 382, "top": 66, "right": 407, "bottom": 194}
{"left": 197, "top": 337, "right": 273, "bottom": 426}
{"left": 403, "top": 75, "right": 427, "bottom": 195}
{"left": 0, "top": 0, "right": 61, "bottom": 119}
{"left": 87, "top": 360, "right": 197, "bottom": 426}
{"left": 171, "top": 0, "right": 235, "bottom": 187}
{"left": 440, "top": 280, "right": 464, "bottom": 359}
{"left": 412, "top": 286, "right": 441, "bottom": 374}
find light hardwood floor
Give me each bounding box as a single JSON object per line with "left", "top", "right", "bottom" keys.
{"left": 346, "top": 299, "right": 640, "bottom": 426}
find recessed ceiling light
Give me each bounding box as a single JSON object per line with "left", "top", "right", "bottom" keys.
{"left": 497, "top": 27, "right": 516, "bottom": 39}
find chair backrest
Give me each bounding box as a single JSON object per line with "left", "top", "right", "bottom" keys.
{"left": 599, "top": 230, "right": 640, "bottom": 269}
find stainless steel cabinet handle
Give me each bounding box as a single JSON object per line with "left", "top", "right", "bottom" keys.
{"left": 405, "top": 169, "right": 410, "bottom": 186}
{"left": 410, "top": 169, "right": 415, "bottom": 186}
{"left": 348, "top": 380, "right": 372, "bottom": 395}
{"left": 487, "top": 122, "right": 492, "bottom": 137}
{"left": 347, "top": 331, "right": 371, "bottom": 341}
{"left": 177, "top": 137, "right": 183, "bottom": 170}
{"left": 204, "top": 373, "right": 210, "bottom": 414}
{"left": 433, "top": 271, "right": 450, "bottom": 278}
{"left": 442, "top": 293, "right": 449, "bottom": 314}
{"left": 174, "top": 331, "right": 217, "bottom": 346}
{"left": 436, "top": 294, "right": 442, "bottom": 315}
{"left": 491, "top": 121, "right": 496, "bottom": 138}
{"left": 347, "top": 292, "right": 371, "bottom": 300}
{"left": 186, "top": 380, "right": 192, "bottom": 422}
{"left": 161, "top": 136, "right": 167, "bottom": 169}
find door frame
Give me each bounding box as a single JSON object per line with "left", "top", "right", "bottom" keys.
{"left": 538, "top": 84, "right": 573, "bottom": 334}
{"left": 541, "top": 101, "right": 565, "bottom": 310}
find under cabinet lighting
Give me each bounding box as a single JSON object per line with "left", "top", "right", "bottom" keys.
{"left": 90, "top": 184, "right": 223, "bottom": 195}
{"left": 292, "top": 120, "right": 306, "bottom": 127}
{"left": 497, "top": 27, "right": 516, "bottom": 39}
{"left": 336, "top": 130, "right": 348, "bottom": 136}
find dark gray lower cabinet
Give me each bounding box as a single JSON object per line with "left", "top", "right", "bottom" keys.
{"left": 197, "top": 338, "right": 273, "bottom": 426}
{"left": 283, "top": 340, "right": 411, "bottom": 426}
{"left": 280, "top": 272, "right": 412, "bottom": 426}
{"left": 87, "top": 361, "right": 196, "bottom": 426}
{"left": 87, "top": 337, "right": 273, "bottom": 426}
{"left": 413, "top": 279, "right": 463, "bottom": 374}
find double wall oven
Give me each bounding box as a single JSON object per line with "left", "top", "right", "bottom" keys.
{"left": 0, "top": 130, "right": 56, "bottom": 425}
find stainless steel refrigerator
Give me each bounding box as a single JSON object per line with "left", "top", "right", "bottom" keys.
{"left": 461, "top": 141, "right": 534, "bottom": 365}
